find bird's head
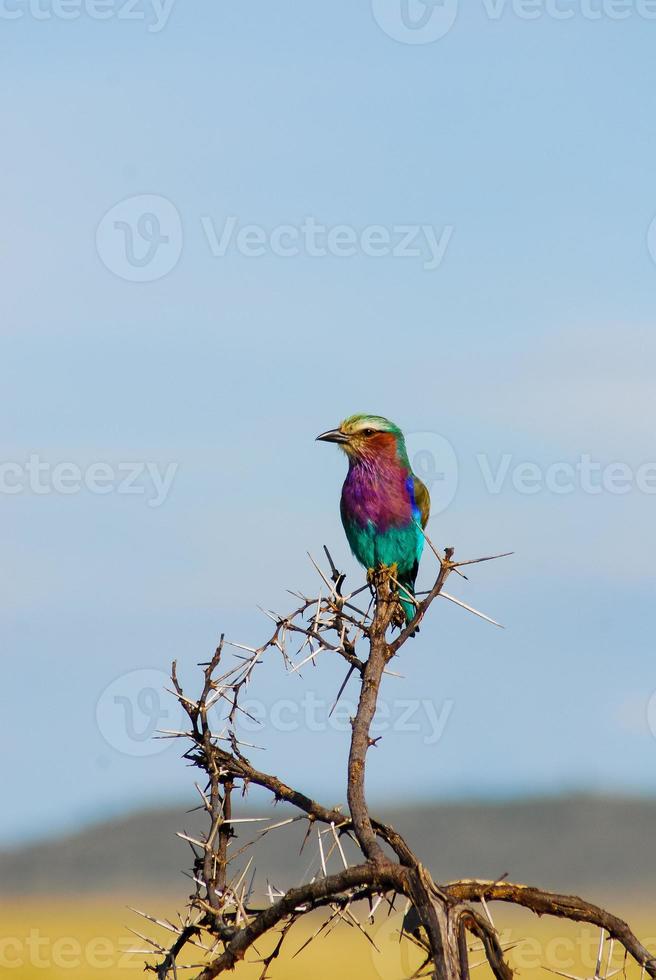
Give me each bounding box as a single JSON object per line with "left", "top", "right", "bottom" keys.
{"left": 316, "top": 414, "right": 409, "bottom": 465}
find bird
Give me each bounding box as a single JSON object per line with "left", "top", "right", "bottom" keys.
{"left": 316, "top": 414, "right": 430, "bottom": 625}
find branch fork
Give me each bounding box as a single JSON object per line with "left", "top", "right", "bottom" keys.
{"left": 144, "top": 542, "right": 653, "bottom": 980}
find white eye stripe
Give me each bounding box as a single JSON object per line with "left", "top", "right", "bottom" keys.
{"left": 341, "top": 415, "right": 396, "bottom": 435}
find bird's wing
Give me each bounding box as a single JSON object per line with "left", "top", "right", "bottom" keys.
{"left": 413, "top": 476, "right": 431, "bottom": 529}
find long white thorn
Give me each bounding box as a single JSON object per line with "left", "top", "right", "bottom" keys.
{"left": 595, "top": 928, "right": 605, "bottom": 980}
{"left": 439, "top": 591, "right": 504, "bottom": 629}
{"left": 307, "top": 552, "right": 338, "bottom": 596}
{"left": 453, "top": 551, "right": 514, "bottom": 567}
{"left": 317, "top": 827, "right": 327, "bottom": 877}
{"left": 330, "top": 822, "right": 349, "bottom": 870}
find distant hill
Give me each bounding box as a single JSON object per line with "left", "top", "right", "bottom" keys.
{"left": 2, "top": 796, "right": 655, "bottom": 902}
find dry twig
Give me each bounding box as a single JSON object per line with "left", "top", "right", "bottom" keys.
{"left": 143, "top": 544, "right": 652, "bottom": 980}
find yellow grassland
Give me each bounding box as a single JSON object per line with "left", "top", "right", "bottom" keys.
{"left": 2, "top": 894, "right": 655, "bottom": 980}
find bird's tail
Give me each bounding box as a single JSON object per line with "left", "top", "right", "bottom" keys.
{"left": 397, "top": 578, "right": 418, "bottom": 626}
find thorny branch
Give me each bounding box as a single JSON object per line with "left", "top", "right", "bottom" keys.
{"left": 141, "top": 539, "right": 655, "bottom": 980}
{"left": 444, "top": 881, "right": 656, "bottom": 978}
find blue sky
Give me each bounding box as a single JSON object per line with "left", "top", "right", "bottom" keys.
{"left": 2, "top": 1, "right": 656, "bottom": 843}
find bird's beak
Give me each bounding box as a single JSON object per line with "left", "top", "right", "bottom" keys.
{"left": 316, "top": 428, "right": 349, "bottom": 444}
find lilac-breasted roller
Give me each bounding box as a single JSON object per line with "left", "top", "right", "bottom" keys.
{"left": 316, "top": 414, "right": 430, "bottom": 623}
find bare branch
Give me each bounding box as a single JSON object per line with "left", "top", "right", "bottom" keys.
{"left": 147, "top": 545, "right": 654, "bottom": 980}
{"left": 195, "top": 864, "right": 407, "bottom": 978}
{"left": 444, "top": 880, "right": 656, "bottom": 978}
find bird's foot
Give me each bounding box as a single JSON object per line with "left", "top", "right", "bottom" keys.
{"left": 367, "top": 563, "right": 398, "bottom": 589}
{"left": 391, "top": 603, "right": 406, "bottom": 630}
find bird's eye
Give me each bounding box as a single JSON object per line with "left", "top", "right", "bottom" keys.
{"left": 362, "top": 428, "right": 375, "bottom": 437}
